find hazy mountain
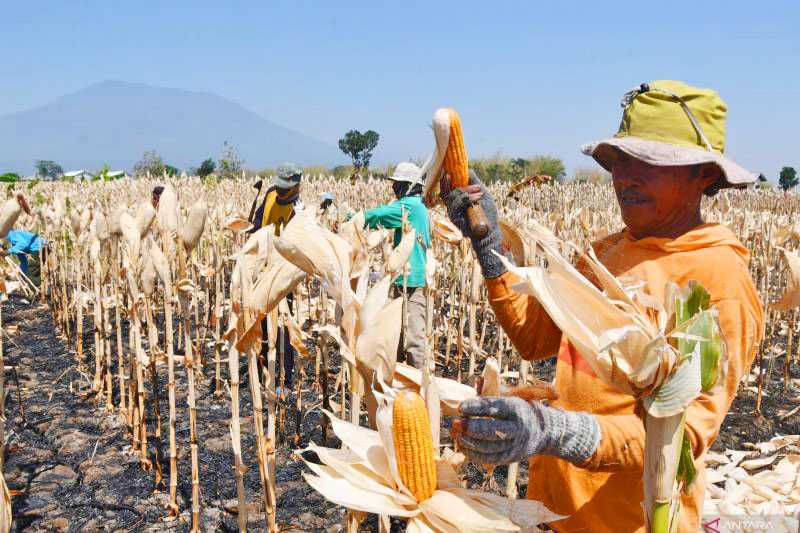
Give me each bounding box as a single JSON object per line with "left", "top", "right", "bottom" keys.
{"left": 0, "top": 80, "right": 344, "bottom": 174}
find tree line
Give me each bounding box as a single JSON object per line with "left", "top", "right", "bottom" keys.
{"left": 8, "top": 131, "right": 797, "bottom": 190}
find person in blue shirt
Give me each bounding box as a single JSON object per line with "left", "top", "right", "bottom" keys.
{"left": 363, "top": 162, "right": 431, "bottom": 368}
{"left": 3, "top": 229, "right": 45, "bottom": 277}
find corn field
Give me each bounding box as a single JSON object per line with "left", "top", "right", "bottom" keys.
{"left": 0, "top": 176, "right": 798, "bottom": 531}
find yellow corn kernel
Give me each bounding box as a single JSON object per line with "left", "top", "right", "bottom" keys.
{"left": 442, "top": 108, "right": 469, "bottom": 188}
{"left": 392, "top": 391, "right": 437, "bottom": 501}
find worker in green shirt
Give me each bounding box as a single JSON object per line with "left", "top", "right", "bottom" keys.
{"left": 363, "top": 162, "right": 431, "bottom": 368}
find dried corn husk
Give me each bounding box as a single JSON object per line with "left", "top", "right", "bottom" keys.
{"left": 248, "top": 255, "right": 306, "bottom": 316}
{"left": 224, "top": 216, "right": 253, "bottom": 233}
{"left": 69, "top": 208, "right": 82, "bottom": 237}
{"left": 302, "top": 393, "right": 562, "bottom": 531}
{"left": 108, "top": 207, "right": 125, "bottom": 235}
{"left": 0, "top": 197, "right": 24, "bottom": 239}
{"left": 393, "top": 363, "right": 476, "bottom": 417}
{"left": 0, "top": 472, "right": 11, "bottom": 533}
{"left": 771, "top": 247, "right": 800, "bottom": 311}
{"left": 420, "top": 108, "right": 455, "bottom": 207}
{"left": 386, "top": 229, "right": 416, "bottom": 277}
{"left": 431, "top": 214, "right": 463, "bottom": 245}
{"left": 91, "top": 209, "right": 110, "bottom": 242}
{"left": 480, "top": 357, "right": 501, "bottom": 396}
{"left": 180, "top": 200, "right": 208, "bottom": 252}
{"left": 136, "top": 202, "right": 157, "bottom": 237}
{"left": 119, "top": 212, "right": 141, "bottom": 263}
{"left": 494, "top": 234, "right": 712, "bottom": 414}
{"left": 156, "top": 186, "right": 179, "bottom": 235}
{"left": 275, "top": 214, "right": 354, "bottom": 308}
{"left": 141, "top": 254, "right": 156, "bottom": 296}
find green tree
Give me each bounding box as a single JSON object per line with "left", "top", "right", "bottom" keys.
{"left": 218, "top": 141, "right": 243, "bottom": 179}
{"left": 330, "top": 165, "right": 355, "bottom": 180}
{"left": 573, "top": 167, "right": 611, "bottom": 183}
{"left": 528, "top": 155, "right": 566, "bottom": 181}
{"left": 133, "top": 150, "right": 166, "bottom": 177}
{"left": 35, "top": 160, "right": 63, "bottom": 180}
{"left": 165, "top": 164, "right": 179, "bottom": 177}
{"left": 510, "top": 158, "right": 529, "bottom": 180}
{"left": 468, "top": 153, "right": 511, "bottom": 183}
{"left": 337, "top": 130, "right": 380, "bottom": 174}
{"left": 194, "top": 158, "right": 216, "bottom": 178}
{"left": 467, "top": 154, "right": 567, "bottom": 183}
{"left": 92, "top": 163, "right": 111, "bottom": 181}
{"left": 779, "top": 167, "right": 798, "bottom": 191}
{"left": 0, "top": 173, "right": 20, "bottom": 183}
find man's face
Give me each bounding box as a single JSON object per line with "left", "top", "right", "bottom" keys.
{"left": 391, "top": 180, "right": 405, "bottom": 198}
{"left": 151, "top": 194, "right": 160, "bottom": 209}
{"left": 277, "top": 183, "right": 300, "bottom": 198}
{"left": 611, "top": 153, "right": 717, "bottom": 239}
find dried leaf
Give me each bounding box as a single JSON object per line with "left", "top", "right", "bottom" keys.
{"left": 180, "top": 199, "right": 208, "bottom": 252}
{"left": 386, "top": 228, "right": 416, "bottom": 276}
{"left": 771, "top": 247, "right": 800, "bottom": 311}
{"left": 224, "top": 216, "right": 254, "bottom": 233}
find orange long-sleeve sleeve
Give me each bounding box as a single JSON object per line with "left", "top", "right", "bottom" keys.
{"left": 485, "top": 271, "right": 562, "bottom": 360}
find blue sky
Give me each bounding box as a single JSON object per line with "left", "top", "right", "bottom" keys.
{"left": 2, "top": 0, "right": 798, "bottom": 178}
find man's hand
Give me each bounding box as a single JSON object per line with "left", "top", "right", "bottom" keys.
{"left": 452, "top": 396, "right": 601, "bottom": 466}
{"left": 439, "top": 173, "right": 483, "bottom": 205}
{"left": 438, "top": 171, "right": 507, "bottom": 278}
{"left": 438, "top": 171, "right": 492, "bottom": 237}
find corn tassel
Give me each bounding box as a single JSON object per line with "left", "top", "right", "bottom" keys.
{"left": 392, "top": 391, "right": 437, "bottom": 501}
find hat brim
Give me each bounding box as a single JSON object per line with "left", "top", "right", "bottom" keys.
{"left": 274, "top": 176, "right": 300, "bottom": 188}
{"left": 582, "top": 136, "right": 755, "bottom": 187}
{"left": 386, "top": 174, "right": 421, "bottom": 186}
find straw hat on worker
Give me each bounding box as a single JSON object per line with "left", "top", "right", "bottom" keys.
{"left": 582, "top": 79, "right": 756, "bottom": 191}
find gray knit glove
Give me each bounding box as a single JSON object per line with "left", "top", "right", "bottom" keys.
{"left": 441, "top": 171, "right": 507, "bottom": 278}
{"left": 454, "top": 396, "right": 600, "bottom": 465}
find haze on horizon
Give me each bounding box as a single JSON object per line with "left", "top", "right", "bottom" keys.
{"left": 2, "top": 0, "right": 797, "bottom": 178}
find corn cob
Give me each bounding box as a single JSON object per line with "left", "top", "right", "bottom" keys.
{"left": 439, "top": 108, "right": 470, "bottom": 188}
{"left": 392, "top": 391, "right": 437, "bottom": 501}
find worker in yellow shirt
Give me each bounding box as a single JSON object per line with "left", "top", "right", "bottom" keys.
{"left": 250, "top": 163, "right": 302, "bottom": 235}
{"left": 249, "top": 163, "right": 303, "bottom": 396}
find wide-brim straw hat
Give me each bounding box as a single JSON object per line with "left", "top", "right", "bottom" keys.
{"left": 274, "top": 162, "right": 303, "bottom": 189}
{"left": 387, "top": 161, "right": 423, "bottom": 186}
{"left": 582, "top": 80, "right": 755, "bottom": 188}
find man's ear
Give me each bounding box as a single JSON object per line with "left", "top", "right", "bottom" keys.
{"left": 698, "top": 163, "right": 722, "bottom": 189}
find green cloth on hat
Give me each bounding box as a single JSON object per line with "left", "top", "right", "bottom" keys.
{"left": 617, "top": 80, "right": 726, "bottom": 154}
{"left": 583, "top": 79, "right": 754, "bottom": 187}
{"left": 363, "top": 196, "right": 430, "bottom": 288}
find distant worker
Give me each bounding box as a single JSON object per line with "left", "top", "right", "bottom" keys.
{"left": 248, "top": 164, "right": 304, "bottom": 396}
{"left": 151, "top": 186, "right": 164, "bottom": 210}
{"left": 3, "top": 229, "right": 45, "bottom": 278}
{"left": 319, "top": 192, "right": 335, "bottom": 213}
{"left": 363, "top": 162, "right": 431, "bottom": 368}
{"left": 318, "top": 192, "right": 338, "bottom": 232}
{"left": 250, "top": 163, "right": 302, "bottom": 235}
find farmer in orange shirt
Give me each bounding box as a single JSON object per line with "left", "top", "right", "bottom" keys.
{"left": 444, "top": 81, "right": 764, "bottom": 532}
